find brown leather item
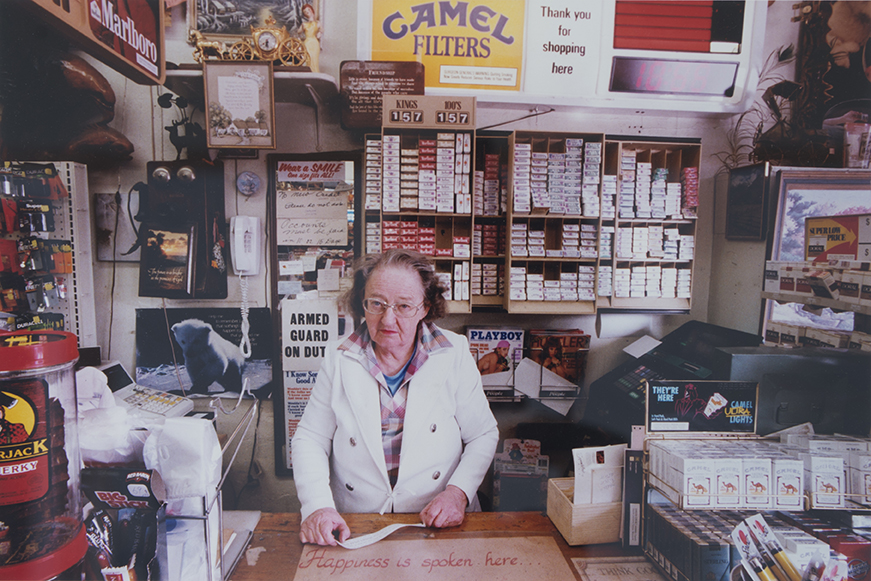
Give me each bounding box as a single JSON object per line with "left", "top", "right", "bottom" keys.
{"left": 62, "top": 124, "right": 134, "bottom": 166}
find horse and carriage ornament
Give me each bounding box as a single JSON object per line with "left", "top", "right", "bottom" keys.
{"left": 188, "top": 16, "right": 310, "bottom": 67}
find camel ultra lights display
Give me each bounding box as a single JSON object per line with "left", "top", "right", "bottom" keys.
{"left": 645, "top": 380, "right": 758, "bottom": 435}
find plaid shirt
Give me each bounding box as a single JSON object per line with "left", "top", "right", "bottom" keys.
{"left": 338, "top": 321, "right": 452, "bottom": 488}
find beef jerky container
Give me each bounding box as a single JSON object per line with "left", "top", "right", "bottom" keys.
{"left": 0, "top": 331, "right": 86, "bottom": 580}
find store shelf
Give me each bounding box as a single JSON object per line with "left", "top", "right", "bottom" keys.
{"left": 0, "top": 161, "right": 96, "bottom": 346}
{"left": 163, "top": 64, "right": 339, "bottom": 107}
{"left": 505, "top": 300, "right": 596, "bottom": 315}
{"left": 762, "top": 291, "right": 871, "bottom": 316}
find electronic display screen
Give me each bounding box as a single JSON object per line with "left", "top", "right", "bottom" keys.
{"left": 610, "top": 57, "right": 739, "bottom": 96}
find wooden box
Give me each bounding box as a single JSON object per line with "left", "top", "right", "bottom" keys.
{"left": 546, "top": 478, "right": 622, "bottom": 546}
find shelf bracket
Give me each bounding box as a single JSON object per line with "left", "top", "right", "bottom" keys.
{"left": 305, "top": 83, "right": 324, "bottom": 152}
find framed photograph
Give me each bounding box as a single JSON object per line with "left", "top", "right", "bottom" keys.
{"left": 725, "top": 163, "right": 769, "bottom": 240}
{"left": 203, "top": 61, "right": 275, "bottom": 149}
{"left": 765, "top": 167, "right": 871, "bottom": 332}
{"left": 188, "top": 0, "right": 319, "bottom": 41}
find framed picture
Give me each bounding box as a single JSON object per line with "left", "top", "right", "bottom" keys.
{"left": 725, "top": 163, "right": 769, "bottom": 241}
{"left": 203, "top": 61, "right": 275, "bottom": 149}
{"left": 187, "top": 0, "right": 319, "bottom": 41}
{"left": 765, "top": 167, "right": 871, "bottom": 332}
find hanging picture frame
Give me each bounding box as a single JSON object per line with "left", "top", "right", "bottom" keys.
{"left": 203, "top": 60, "right": 275, "bottom": 149}
{"left": 187, "top": 0, "right": 321, "bottom": 43}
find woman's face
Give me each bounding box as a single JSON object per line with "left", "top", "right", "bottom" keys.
{"left": 364, "top": 265, "right": 429, "bottom": 355}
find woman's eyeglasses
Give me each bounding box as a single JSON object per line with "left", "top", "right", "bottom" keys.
{"left": 362, "top": 298, "right": 424, "bottom": 318}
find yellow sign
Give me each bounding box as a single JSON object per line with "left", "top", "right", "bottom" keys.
{"left": 371, "top": 1, "right": 525, "bottom": 91}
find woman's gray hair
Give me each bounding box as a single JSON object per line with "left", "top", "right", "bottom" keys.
{"left": 342, "top": 249, "right": 448, "bottom": 322}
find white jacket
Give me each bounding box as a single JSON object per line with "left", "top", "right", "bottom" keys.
{"left": 291, "top": 327, "right": 499, "bottom": 521}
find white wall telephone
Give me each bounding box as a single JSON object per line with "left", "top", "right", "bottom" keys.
{"left": 230, "top": 215, "right": 261, "bottom": 276}
{"left": 230, "top": 215, "right": 262, "bottom": 361}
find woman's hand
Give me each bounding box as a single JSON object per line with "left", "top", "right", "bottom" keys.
{"left": 420, "top": 485, "right": 468, "bottom": 528}
{"left": 299, "top": 507, "right": 351, "bottom": 545}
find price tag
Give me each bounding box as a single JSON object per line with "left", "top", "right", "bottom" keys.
{"left": 387, "top": 109, "right": 423, "bottom": 125}
{"left": 382, "top": 95, "right": 475, "bottom": 129}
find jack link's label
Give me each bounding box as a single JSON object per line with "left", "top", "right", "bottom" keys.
{"left": 88, "top": 0, "right": 161, "bottom": 77}
{"left": 0, "top": 381, "right": 50, "bottom": 505}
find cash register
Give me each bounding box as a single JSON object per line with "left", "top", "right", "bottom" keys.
{"left": 582, "top": 321, "right": 762, "bottom": 443}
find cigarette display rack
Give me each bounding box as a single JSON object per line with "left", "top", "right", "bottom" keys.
{"left": 364, "top": 125, "right": 702, "bottom": 315}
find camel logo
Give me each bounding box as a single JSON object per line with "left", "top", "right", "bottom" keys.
{"left": 820, "top": 481, "right": 838, "bottom": 494}
{"left": 0, "top": 391, "right": 35, "bottom": 446}
{"left": 780, "top": 483, "right": 798, "bottom": 495}
{"left": 749, "top": 481, "right": 766, "bottom": 493}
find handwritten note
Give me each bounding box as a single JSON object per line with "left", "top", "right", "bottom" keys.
{"left": 295, "top": 536, "right": 574, "bottom": 580}
{"left": 276, "top": 188, "right": 348, "bottom": 246}
{"left": 277, "top": 218, "right": 347, "bottom": 246}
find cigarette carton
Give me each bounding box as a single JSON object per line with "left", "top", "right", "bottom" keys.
{"left": 801, "top": 453, "right": 845, "bottom": 508}
{"left": 675, "top": 453, "right": 713, "bottom": 509}
{"left": 850, "top": 451, "right": 871, "bottom": 506}
{"left": 773, "top": 457, "right": 804, "bottom": 510}
{"left": 743, "top": 456, "right": 773, "bottom": 509}
{"left": 713, "top": 457, "right": 742, "bottom": 507}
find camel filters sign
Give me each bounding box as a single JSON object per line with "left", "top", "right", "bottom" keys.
{"left": 645, "top": 380, "right": 758, "bottom": 435}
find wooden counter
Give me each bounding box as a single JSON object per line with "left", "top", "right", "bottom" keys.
{"left": 229, "top": 512, "right": 637, "bottom": 580}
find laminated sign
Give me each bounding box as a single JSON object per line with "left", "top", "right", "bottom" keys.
{"left": 646, "top": 380, "right": 758, "bottom": 434}
{"left": 281, "top": 298, "right": 338, "bottom": 471}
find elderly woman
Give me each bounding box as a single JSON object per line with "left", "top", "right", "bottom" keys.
{"left": 291, "top": 249, "right": 499, "bottom": 546}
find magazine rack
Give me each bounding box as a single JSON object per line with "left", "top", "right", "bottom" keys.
{"left": 472, "top": 346, "right": 585, "bottom": 403}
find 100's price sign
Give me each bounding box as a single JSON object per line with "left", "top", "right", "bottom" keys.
{"left": 382, "top": 95, "right": 475, "bottom": 129}
{"left": 435, "top": 110, "right": 471, "bottom": 125}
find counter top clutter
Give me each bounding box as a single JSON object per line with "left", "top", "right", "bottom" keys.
{"left": 226, "top": 507, "right": 871, "bottom": 581}
{"left": 227, "top": 511, "right": 630, "bottom": 581}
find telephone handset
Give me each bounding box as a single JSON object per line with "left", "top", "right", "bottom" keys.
{"left": 230, "top": 215, "right": 261, "bottom": 276}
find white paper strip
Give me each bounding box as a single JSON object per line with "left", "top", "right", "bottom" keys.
{"left": 338, "top": 523, "right": 426, "bottom": 550}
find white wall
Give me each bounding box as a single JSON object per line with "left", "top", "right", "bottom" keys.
{"left": 707, "top": 0, "right": 801, "bottom": 334}
{"left": 75, "top": 1, "right": 802, "bottom": 512}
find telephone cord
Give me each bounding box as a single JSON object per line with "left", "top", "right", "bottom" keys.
{"left": 239, "top": 274, "right": 252, "bottom": 359}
